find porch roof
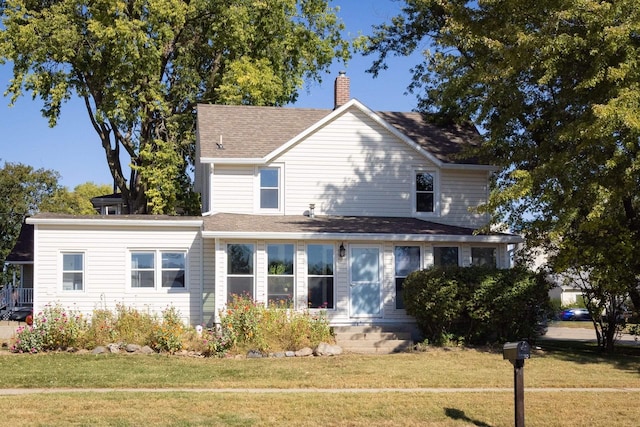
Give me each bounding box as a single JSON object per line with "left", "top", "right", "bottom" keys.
{"left": 201, "top": 213, "right": 522, "bottom": 243}
{"left": 5, "top": 223, "right": 34, "bottom": 264}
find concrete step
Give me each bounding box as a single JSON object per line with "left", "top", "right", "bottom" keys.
{"left": 332, "top": 325, "right": 415, "bottom": 354}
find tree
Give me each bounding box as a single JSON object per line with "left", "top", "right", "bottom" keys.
{"left": 0, "top": 0, "right": 349, "bottom": 214}
{"left": 362, "top": 1, "right": 640, "bottom": 350}
{"left": 40, "top": 182, "right": 114, "bottom": 215}
{"left": 0, "top": 162, "right": 60, "bottom": 285}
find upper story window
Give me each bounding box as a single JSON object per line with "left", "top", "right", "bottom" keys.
{"left": 227, "top": 243, "right": 255, "bottom": 302}
{"left": 414, "top": 171, "right": 438, "bottom": 215}
{"left": 62, "top": 252, "right": 84, "bottom": 291}
{"left": 131, "top": 250, "right": 186, "bottom": 289}
{"left": 471, "top": 247, "right": 497, "bottom": 267}
{"left": 259, "top": 167, "right": 280, "bottom": 210}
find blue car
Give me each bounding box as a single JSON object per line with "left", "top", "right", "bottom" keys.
{"left": 561, "top": 308, "right": 591, "bottom": 321}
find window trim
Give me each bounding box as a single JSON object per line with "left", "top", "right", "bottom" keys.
{"left": 61, "top": 251, "right": 85, "bottom": 292}
{"left": 128, "top": 249, "right": 188, "bottom": 291}
{"left": 255, "top": 165, "right": 284, "bottom": 213}
{"left": 412, "top": 169, "right": 439, "bottom": 217}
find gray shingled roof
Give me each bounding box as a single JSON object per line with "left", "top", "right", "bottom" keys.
{"left": 5, "top": 223, "right": 34, "bottom": 263}
{"left": 202, "top": 213, "right": 482, "bottom": 236}
{"left": 196, "top": 103, "right": 484, "bottom": 164}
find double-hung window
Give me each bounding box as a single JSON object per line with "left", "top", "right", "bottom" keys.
{"left": 414, "top": 171, "right": 438, "bottom": 215}
{"left": 62, "top": 253, "right": 84, "bottom": 291}
{"left": 394, "top": 246, "right": 421, "bottom": 309}
{"left": 471, "top": 247, "right": 497, "bottom": 267}
{"left": 131, "top": 251, "right": 186, "bottom": 289}
{"left": 267, "top": 244, "right": 294, "bottom": 306}
{"left": 227, "top": 243, "right": 255, "bottom": 302}
{"left": 307, "top": 244, "right": 335, "bottom": 309}
{"left": 433, "top": 246, "right": 459, "bottom": 266}
{"left": 259, "top": 167, "right": 280, "bottom": 210}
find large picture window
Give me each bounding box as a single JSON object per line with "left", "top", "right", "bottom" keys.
{"left": 227, "top": 243, "right": 255, "bottom": 301}
{"left": 307, "top": 244, "right": 334, "bottom": 309}
{"left": 267, "top": 244, "right": 294, "bottom": 306}
{"left": 259, "top": 167, "right": 280, "bottom": 209}
{"left": 131, "top": 251, "right": 186, "bottom": 289}
{"left": 62, "top": 253, "right": 84, "bottom": 291}
{"left": 434, "top": 247, "right": 459, "bottom": 266}
{"left": 394, "top": 246, "right": 421, "bottom": 309}
{"left": 416, "top": 172, "right": 435, "bottom": 213}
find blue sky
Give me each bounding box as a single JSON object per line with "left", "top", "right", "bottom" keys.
{"left": 0, "top": 1, "right": 426, "bottom": 189}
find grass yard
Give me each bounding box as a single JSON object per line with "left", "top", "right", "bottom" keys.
{"left": 0, "top": 340, "right": 638, "bottom": 426}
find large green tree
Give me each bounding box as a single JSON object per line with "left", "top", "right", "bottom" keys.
{"left": 363, "top": 0, "right": 640, "bottom": 350}
{"left": 0, "top": 162, "right": 60, "bottom": 268}
{"left": 0, "top": 0, "right": 349, "bottom": 214}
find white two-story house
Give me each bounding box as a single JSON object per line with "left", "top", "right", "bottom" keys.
{"left": 22, "top": 73, "right": 520, "bottom": 328}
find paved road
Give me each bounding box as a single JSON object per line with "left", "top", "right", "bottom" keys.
{"left": 542, "top": 325, "right": 640, "bottom": 346}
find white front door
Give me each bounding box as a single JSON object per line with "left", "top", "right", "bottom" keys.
{"left": 349, "top": 245, "right": 382, "bottom": 318}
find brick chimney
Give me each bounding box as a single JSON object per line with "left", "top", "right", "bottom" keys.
{"left": 334, "top": 71, "right": 350, "bottom": 109}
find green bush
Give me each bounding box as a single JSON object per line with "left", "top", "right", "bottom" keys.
{"left": 403, "top": 266, "right": 552, "bottom": 345}
{"left": 12, "top": 304, "right": 86, "bottom": 352}
{"left": 150, "top": 306, "right": 186, "bottom": 354}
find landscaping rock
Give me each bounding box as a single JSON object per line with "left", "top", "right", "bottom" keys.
{"left": 285, "top": 351, "right": 295, "bottom": 357}
{"left": 246, "top": 349, "right": 263, "bottom": 358}
{"left": 313, "top": 342, "right": 343, "bottom": 356}
{"left": 140, "top": 346, "right": 155, "bottom": 355}
{"left": 294, "top": 347, "right": 313, "bottom": 357}
{"left": 107, "top": 343, "right": 120, "bottom": 353}
{"left": 125, "top": 344, "right": 141, "bottom": 353}
{"left": 92, "top": 346, "right": 106, "bottom": 355}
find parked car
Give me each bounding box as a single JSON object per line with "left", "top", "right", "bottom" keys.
{"left": 561, "top": 308, "right": 591, "bottom": 321}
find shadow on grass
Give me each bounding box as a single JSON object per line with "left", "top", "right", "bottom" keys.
{"left": 444, "top": 408, "right": 492, "bottom": 427}
{"left": 534, "top": 338, "right": 640, "bottom": 373}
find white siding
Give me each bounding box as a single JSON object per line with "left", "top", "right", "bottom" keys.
{"left": 33, "top": 224, "right": 203, "bottom": 325}
{"left": 439, "top": 169, "right": 490, "bottom": 228}
{"left": 212, "top": 166, "right": 254, "bottom": 213}
{"left": 280, "top": 109, "right": 432, "bottom": 217}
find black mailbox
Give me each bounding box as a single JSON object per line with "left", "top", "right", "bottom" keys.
{"left": 503, "top": 341, "right": 531, "bottom": 361}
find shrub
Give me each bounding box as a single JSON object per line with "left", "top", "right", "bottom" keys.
{"left": 218, "top": 294, "right": 334, "bottom": 354}
{"left": 403, "top": 266, "right": 552, "bottom": 345}
{"left": 150, "top": 306, "right": 186, "bottom": 354}
{"left": 12, "top": 304, "right": 86, "bottom": 352}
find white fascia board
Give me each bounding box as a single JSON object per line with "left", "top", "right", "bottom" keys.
{"left": 199, "top": 157, "right": 265, "bottom": 165}
{"left": 27, "top": 217, "right": 204, "bottom": 228}
{"left": 440, "top": 163, "right": 500, "bottom": 172}
{"left": 202, "top": 231, "right": 522, "bottom": 244}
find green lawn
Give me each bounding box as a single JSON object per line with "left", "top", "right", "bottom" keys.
{"left": 0, "top": 341, "right": 639, "bottom": 426}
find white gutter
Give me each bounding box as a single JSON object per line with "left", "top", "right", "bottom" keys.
{"left": 201, "top": 231, "right": 522, "bottom": 244}
{"left": 26, "top": 217, "right": 204, "bottom": 228}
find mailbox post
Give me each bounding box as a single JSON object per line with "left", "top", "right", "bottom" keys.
{"left": 503, "top": 341, "right": 530, "bottom": 427}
